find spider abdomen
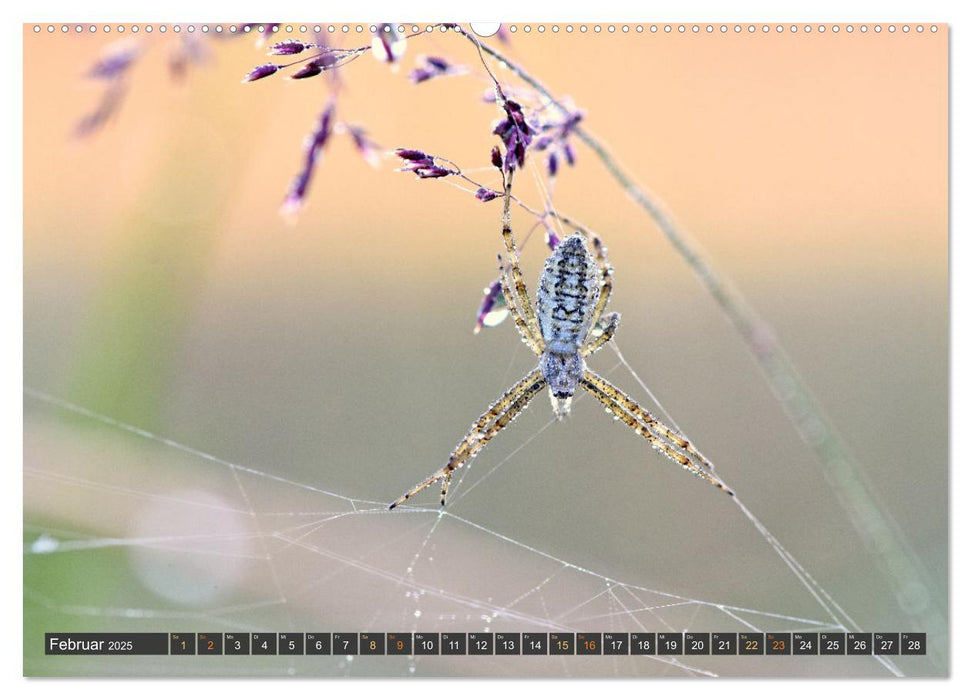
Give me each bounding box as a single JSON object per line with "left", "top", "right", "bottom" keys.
{"left": 536, "top": 234, "right": 599, "bottom": 354}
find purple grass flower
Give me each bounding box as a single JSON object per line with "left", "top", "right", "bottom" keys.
{"left": 545, "top": 228, "right": 561, "bottom": 250}
{"left": 289, "top": 58, "right": 326, "bottom": 79}
{"left": 475, "top": 187, "right": 500, "bottom": 202}
{"left": 408, "top": 55, "right": 458, "bottom": 84}
{"left": 87, "top": 40, "right": 141, "bottom": 80}
{"left": 281, "top": 47, "right": 363, "bottom": 81}
{"left": 371, "top": 23, "right": 406, "bottom": 64}
{"left": 395, "top": 148, "right": 430, "bottom": 162}
{"left": 409, "top": 68, "right": 436, "bottom": 84}
{"left": 280, "top": 101, "right": 335, "bottom": 218}
{"left": 394, "top": 149, "right": 456, "bottom": 179}
{"left": 347, "top": 125, "right": 381, "bottom": 168}
{"left": 491, "top": 145, "right": 503, "bottom": 169}
{"left": 532, "top": 109, "right": 583, "bottom": 175}
{"left": 493, "top": 99, "right": 534, "bottom": 172}
{"left": 473, "top": 280, "right": 509, "bottom": 334}
{"left": 290, "top": 63, "right": 322, "bottom": 80}
{"left": 269, "top": 39, "right": 308, "bottom": 55}
{"left": 242, "top": 63, "right": 279, "bottom": 82}
{"left": 76, "top": 40, "right": 141, "bottom": 137}
{"left": 413, "top": 165, "right": 452, "bottom": 179}
{"left": 74, "top": 82, "right": 127, "bottom": 138}
{"left": 308, "top": 35, "right": 347, "bottom": 88}
{"left": 563, "top": 141, "right": 576, "bottom": 166}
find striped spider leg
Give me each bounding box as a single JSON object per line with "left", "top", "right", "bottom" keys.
{"left": 388, "top": 369, "right": 546, "bottom": 509}
{"left": 389, "top": 169, "right": 731, "bottom": 509}
{"left": 390, "top": 170, "right": 549, "bottom": 510}
{"left": 579, "top": 370, "right": 734, "bottom": 496}
{"left": 577, "top": 232, "right": 733, "bottom": 495}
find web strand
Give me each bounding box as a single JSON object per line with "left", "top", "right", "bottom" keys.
{"left": 24, "top": 386, "right": 904, "bottom": 677}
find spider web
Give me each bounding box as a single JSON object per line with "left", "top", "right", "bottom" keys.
{"left": 24, "top": 367, "right": 910, "bottom": 677}
{"left": 23, "top": 150, "right": 945, "bottom": 680}
{"left": 23, "top": 141, "right": 941, "bottom": 682}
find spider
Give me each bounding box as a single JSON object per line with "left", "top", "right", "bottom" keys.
{"left": 389, "top": 170, "right": 733, "bottom": 509}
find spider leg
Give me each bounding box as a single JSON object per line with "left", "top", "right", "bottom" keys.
{"left": 498, "top": 254, "right": 544, "bottom": 355}
{"left": 389, "top": 369, "right": 547, "bottom": 509}
{"left": 579, "top": 370, "right": 734, "bottom": 495}
{"left": 587, "top": 235, "right": 614, "bottom": 331}
{"left": 436, "top": 372, "right": 545, "bottom": 504}
{"left": 582, "top": 312, "right": 620, "bottom": 358}
{"left": 499, "top": 169, "right": 542, "bottom": 342}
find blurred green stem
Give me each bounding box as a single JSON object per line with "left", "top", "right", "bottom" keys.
{"left": 64, "top": 94, "right": 247, "bottom": 432}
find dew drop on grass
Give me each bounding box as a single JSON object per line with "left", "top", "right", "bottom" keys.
{"left": 31, "top": 534, "right": 59, "bottom": 553}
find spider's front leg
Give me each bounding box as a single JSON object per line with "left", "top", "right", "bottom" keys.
{"left": 498, "top": 254, "right": 544, "bottom": 356}
{"left": 498, "top": 169, "right": 542, "bottom": 346}
{"left": 389, "top": 369, "right": 547, "bottom": 509}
